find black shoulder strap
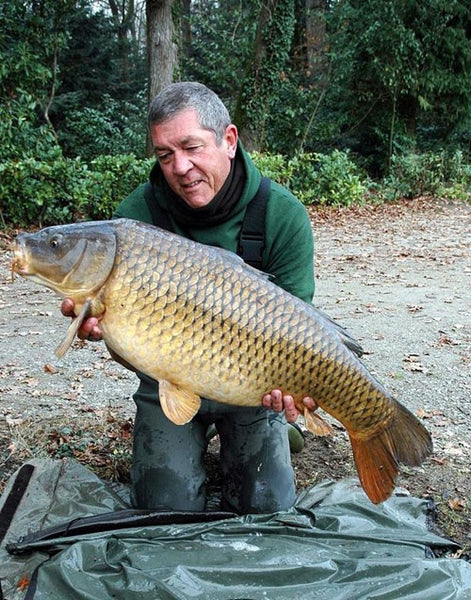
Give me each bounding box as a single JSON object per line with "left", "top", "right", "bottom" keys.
{"left": 238, "top": 176, "right": 270, "bottom": 269}
{"left": 143, "top": 182, "right": 174, "bottom": 232}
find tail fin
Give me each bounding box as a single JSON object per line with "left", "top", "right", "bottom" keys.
{"left": 349, "top": 402, "right": 432, "bottom": 504}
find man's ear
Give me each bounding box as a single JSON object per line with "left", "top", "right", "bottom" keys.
{"left": 225, "top": 124, "right": 238, "bottom": 158}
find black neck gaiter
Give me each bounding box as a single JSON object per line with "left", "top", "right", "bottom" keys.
{"left": 151, "top": 149, "right": 246, "bottom": 229}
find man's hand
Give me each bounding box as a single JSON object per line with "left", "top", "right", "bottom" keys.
{"left": 262, "top": 389, "right": 317, "bottom": 422}
{"left": 61, "top": 298, "right": 103, "bottom": 341}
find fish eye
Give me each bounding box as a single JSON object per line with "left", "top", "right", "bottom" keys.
{"left": 49, "top": 234, "right": 62, "bottom": 249}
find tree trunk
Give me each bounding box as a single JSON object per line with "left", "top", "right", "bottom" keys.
{"left": 107, "top": 0, "right": 136, "bottom": 87}
{"left": 234, "top": 0, "right": 295, "bottom": 151}
{"left": 181, "top": 0, "right": 192, "bottom": 59}
{"left": 305, "top": 0, "right": 327, "bottom": 80}
{"left": 293, "top": 0, "right": 327, "bottom": 80}
{"left": 146, "top": 0, "right": 179, "bottom": 154}
{"left": 146, "top": 0, "right": 178, "bottom": 102}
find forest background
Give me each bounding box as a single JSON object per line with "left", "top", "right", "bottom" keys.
{"left": 1, "top": 0, "right": 471, "bottom": 227}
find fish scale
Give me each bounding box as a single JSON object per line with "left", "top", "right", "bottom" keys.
{"left": 12, "top": 218, "right": 432, "bottom": 503}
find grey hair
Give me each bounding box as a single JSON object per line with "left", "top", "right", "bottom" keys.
{"left": 147, "top": 82, "right": 232, "bottom": 145}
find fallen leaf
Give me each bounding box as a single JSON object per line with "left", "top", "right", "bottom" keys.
{"left": 403, "top": 354, "right": 428, "bottom": 373}
{"left": 407, "top": 304, "right": 424, "bottom": 312}
{"left": 6, "top": 415, "right": 24, "bottom": 427}
{"left": 435, "top": 335, "right": 459, "bottom": 346}
{"left": 17, "top": 575, "right": 30, "bottom": 591}
{"left": 44, "top": 363, "right": 59, "bottom": 374}
{"left": 448, "top": 497, "right": 466, "bottom": 511}
{"left": 403, "top": 354, "right": 421, "bottom": 362}
{"left": 18, "top": 330, "right": 43, "bottom": 336}
{"left": 409, "top": 364, "right": 427, "bottom": 373}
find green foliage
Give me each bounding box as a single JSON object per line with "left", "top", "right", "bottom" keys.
{"left": 236, "top": 0, "right": 296, "bottom": 148}
{"left": 0, "top": 0, "right": 68, "bottom": 161}
{"left": 82, "top": 155, "right": 154, "bottom": 220}
{"left": 54, "top": 3, "right": 142, "bottom": 105}
{"left": 3, "top": 0, "right": 471, "bottom": 176}
{"left": 250, "top": 152, "right": 294, "bottom": 187}
{"left": 383, "top": 153, "right": 443, "bottom": 199}
{"left": 294, "top": 151, "right": 369, "bottom": 207}
{"left": 58, "top": 93, "right": 148, "bottom": 160}
{"left": 1, "top": 149, "right": 369, "bottom": 229}
{"left": 0, "top": 95, "right": 61, "bottom": 162}
{"left": 182, "top": 1, "right": 322, "bottom": 155}
{"left": 323, "top": 0, "right": 471, "bottom": 174}
{"left": 0, "top": 155, "right": 153, "bottom": 228}
{"left": 252, "top": 149, "right": 369, "bottom": 207}
{"left": 0, "top": 0, "right": 58, "bottom": 99}
{"left": 50, "top": 3, "right": 147, "bottom": 161}
{"left": 262, "top": 73, "right": 331, "bottom": 156}
{"left": 181, "top": 0, "right": 255, "bottom": 105}
{"left": 0, "top": 157, "right": 89, "bottom": 228}
{"left": 253, "top": 148, "right": 470, "bottom": 207}
{"left": 0, "top": 0, "right": 147, "bottom": 164}
{"left": 384, "top": 150, "right": 471, "bottom": 200}
{"left": 2, "top": 148, "right": 470, "bottom": 229}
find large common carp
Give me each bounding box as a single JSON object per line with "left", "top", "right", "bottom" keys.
{"left": 11, "top": 218, "right": 432, "bottom": 504}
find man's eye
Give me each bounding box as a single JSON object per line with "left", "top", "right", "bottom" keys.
{"left": 157, "top": 153, "right": 171, "bottom": 162}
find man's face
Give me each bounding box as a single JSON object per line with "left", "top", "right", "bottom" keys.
{"left": 150, "top": 109, "right": 238, "bottom": 209}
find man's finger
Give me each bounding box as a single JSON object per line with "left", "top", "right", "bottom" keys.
{"left": 302, "top": 397, "right": 318, "bottom": 411}
{"left": 61, "top": 298, "right": 75, "bottom": 317}
{"left": 262, "top": 389, "right": 283, "bottom": 411}
{"left": 282, "top": 394, "right": 298, "bottom": 422}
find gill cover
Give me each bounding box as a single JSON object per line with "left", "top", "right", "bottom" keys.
{"left": 14, "top": 221, "right": 117, "bottom": 298}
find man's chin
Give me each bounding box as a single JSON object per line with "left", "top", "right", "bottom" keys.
{"left": 181, "top": 192, "right": 213, "bottom": 209}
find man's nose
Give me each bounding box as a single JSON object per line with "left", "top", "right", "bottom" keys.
{"left": 172, "top": 152, "right": 192, "bottom": 175}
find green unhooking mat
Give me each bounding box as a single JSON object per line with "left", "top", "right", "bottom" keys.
{"left": 1, "top": 459, "right": 470, "bottom": 599}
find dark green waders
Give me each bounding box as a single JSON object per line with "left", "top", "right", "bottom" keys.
{"left": 130, "top": 373, "right": 297, "bottom": 514}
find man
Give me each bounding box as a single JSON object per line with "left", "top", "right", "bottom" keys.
{"left": 63, "top": 82, "right": 316, "bottom": 514}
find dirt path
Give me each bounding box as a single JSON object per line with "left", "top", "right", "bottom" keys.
{"left": 0, "top": 197, "right": 470, "bottom": 549}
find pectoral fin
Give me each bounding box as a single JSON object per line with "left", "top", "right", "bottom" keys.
{"left": 55, "top": 299, "right": 92, "bottom": 359}
{"left": 159, "top": 379, "right": 201, "bottom": 425}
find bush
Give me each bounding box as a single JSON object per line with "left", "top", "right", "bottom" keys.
{"left": 0, "top": 150, "right": 370, "bottom": 228}
{"left": 0, "top": 157, "right": 89, "bottom": 227}
{"left": 82, "top": 155, "right": 154, "bottom": 220}
{"left": 253, "top": 149, "right": 369, "bottom": 207}
{"left": 250, "top": 151, "right": 294, "bottom": 187}
{"left": 384, "top": 153, "right": 444, "bottom": 199}
{"left": 438, "top": 150, "right": 471, "bottom": 200}
{"left": 0, "top": 155, "right": 152, "bottom": 228}
{"left": 2, "top": 149, "right": 468, "bottom": 229}
{"left": 58, "top": 94, "right": 147, "bottom": 161}
{"left": 0, "top": 96, "right": 62, "bottom": 163}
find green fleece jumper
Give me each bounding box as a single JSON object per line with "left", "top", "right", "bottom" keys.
{"left": 114, "top": 143, "right": 315, "bottom": 304}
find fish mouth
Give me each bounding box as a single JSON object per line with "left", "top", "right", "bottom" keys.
{"left": 10, "top": 241, "right": 29, "bottom": 280}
